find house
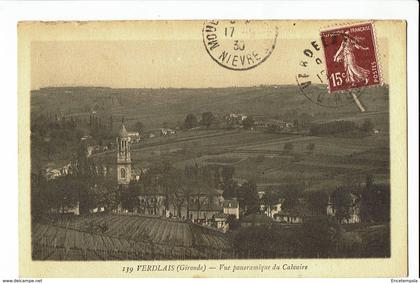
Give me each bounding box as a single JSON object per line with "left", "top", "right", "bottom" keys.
{"left": 275, "top": 199, "right": 311, "bottom": 224}
{"left": 223, "top": 199, "right": 240, "bottom": 219}
{"left": 214, "top": 189, "right": 225, "bottom": 206}
{"left": 214, "top": 213, "right": 229, "bottom": 232}
{"left": 224, "top": 113, "right": 248, "bottom": 127}
{"left": 131, "top": 167, "right": 149, "bottom": 181}
{"left": 241, "top": 213, "right": 273, "bottom": 227}
{"left": 261, "top": 199, "right": 283, "bottom": 218}
{"left": 86, "top": 146, "right": 95, "bottom": 156}
{"left": 326, "top": 194, "right": 361, "bottom": 224}
{"left": 276, "top": 211, "right": 303, "bottom": 224}
{"left": 59, "top": 163, "right": 72, "bottom": 176}
{"left": 80, "top": 135, "right": 92, "bottom": 141}
{"left": 137, "top": 185, "right": 167, "bottom": 216}
{"left": 160, "top": 128, "right": 176, "bottom": 136}
{"left": 138, "top": 194, "right": 167, "bottom": 216}
{"left": 188, "top": 202, "right": 223, "bottom": 224}
{"left": 90, "top": 207, "right": 105, "bottom": 214}
{"left": 50, "top": 201, "right": 80, "bottom": 215}
{"left": 257, "top": 190, "right": 266, "bottom": 199}
{"left": 45, "top": 168, "right": 61, "bottom": 180}
{"left": 127, "top": 131, "right": 141, "bottom": 143}
{"left": 226, "top": 113, "right": 247, "bottom": 121}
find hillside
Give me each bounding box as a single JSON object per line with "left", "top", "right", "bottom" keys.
{"left": 31, "top": 85, "right": 389, "bottom": 130}
{"left": 33, "top": 214, "right": 233, "bottom": 260}
{"left": 31, "top": 85, "right": 390, "bottom": 191}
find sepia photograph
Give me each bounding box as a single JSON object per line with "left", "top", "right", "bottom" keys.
{"left": 28, "top": 21, "right": 392, "bottom": 261}
{"left": 16, "top": 18, "right": 410, "bottom": 278}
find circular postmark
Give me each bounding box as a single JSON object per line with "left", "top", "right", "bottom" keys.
{"left": 295, "top": 39, "right": 365, "bottom": 110}
{"left": 202, "top": 20, "right": 278, "bottom": 71}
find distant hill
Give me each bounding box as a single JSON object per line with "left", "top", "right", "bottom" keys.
{"left": 31, "top": 85, "right": 389, "bottom": 130}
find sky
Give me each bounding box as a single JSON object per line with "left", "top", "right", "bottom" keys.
{"left": 29, "top": 21, "right": 388, "bottom": 90}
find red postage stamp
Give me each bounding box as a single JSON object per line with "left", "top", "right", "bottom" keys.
{"left": 320, "top": 23, "right": 382, "bottom": 93}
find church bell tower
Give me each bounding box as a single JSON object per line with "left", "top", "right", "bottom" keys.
{"left": 116, "top": 122, "right": 131, "bottom": 185}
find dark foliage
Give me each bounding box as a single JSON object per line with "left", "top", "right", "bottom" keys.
{"left": 242, "top": 116, "right": 255, "bottom": 129}
{"left": 330, "top": 187, "right": 354, "bottom": 222}
{"left": 184, "top": 113, "right": 198, "bottom": 129}
{"left": 309, "top": 120, "right": 373, "bottom": 137}
{"left": 201, "top": 112, "right": 216, "bottom": 128}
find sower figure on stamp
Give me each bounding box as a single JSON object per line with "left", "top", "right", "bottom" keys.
{"left": 333, "top": 31, "right": 370, "bottom": 86}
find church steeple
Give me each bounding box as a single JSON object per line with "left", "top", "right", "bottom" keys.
{"left": 116, "top": 121, "right": 131, "bottom": 185}
{"left": 119, "top": 123, "right": 128, "bottom": 138}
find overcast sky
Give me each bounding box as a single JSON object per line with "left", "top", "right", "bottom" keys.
{"left": 29, "top": 21, "right": 388, "bottom": 89}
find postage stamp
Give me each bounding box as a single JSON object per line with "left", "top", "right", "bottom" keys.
{"left": 320, "top": 22, "right": 382, "bottom": 93}
{"left": 295, "top": 39, "right": 365, "bottom": 110}
{"left": 202, "top": 20, "right": 278, "bottom": 71}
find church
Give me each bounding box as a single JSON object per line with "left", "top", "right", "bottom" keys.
{"left": 75, "top": 122, "right": 141, "bottom": 187}
{"left": 115, "top": 123, "right": 132, "bottom": 186}
{"left": 80, "top": 123, "right": 225, "bottom": 222}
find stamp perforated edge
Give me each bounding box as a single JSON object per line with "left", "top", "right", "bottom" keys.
{"left": 319, "top": 21, "right": 385, "bottom": 94}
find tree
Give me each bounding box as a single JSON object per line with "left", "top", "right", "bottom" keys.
{"left": 365, "top": 174, "right": 374, "bottom": 188}
{"left": 181, "top": 186, "right": 193, "bottom": 219}
{"left": 267, "top": 124, "right": 278, "bottom": 133}
{"left": 283, "top": 142, "right": 294, "bottom": 153}
{"left": 310, "top": 120, "right": 359, "bottom": 136}
{"left": 261, "top": 190, "right": 279, "bottom": 217}
{"left": 184, "top": 113, "right": 198, "bottom": 129}
{"left": 303, "top": 190, "right": 329, "bottom": 215}
{"left": 31, "top": 173, "right": 50, "bottom": 220}
{"left": 220, "top": 166, "right": 237, "bottom": 200}
{"left": 331, "top": 187, "right": 353, "bottom": 222}
{"left": 233, "top": 225, "right": 303, "bottom": 258}
{"left": 359, "top": 175, "right": 390, "bottom": 223}
{"left": 361, "top": 119, "right": 374, "bottom": 133}
{"left": 222, "top": 179, "right": 237, "bottom": 200}
{"left": 242, "top": 116, "right": 255, "bottom": 129}
{"left": 293, "top": 119, "right": 300, "bottom": 131}
{"left": 328, "top": 225, "right": 363, "bottom": 257}
{"left": 134, "top": 121, "right": 144, "bottom": 133}
{"left": 221, "top": 166, "right": 235, "bottom": 183}
{"left": 172, "top": 188, "right": 187, "bottom": 218}
{"left": 226, "top": 214, "right": 239, "bottom": 230}
{"left": 201, "top": 112, "right": 215, "bottom": 128}
{"left": 120, "top": 186, "right": 139, "bottom": 212}
{"left": 238, "top": 180, "right": 259, "bottom": 214}
{"left": 300, "top": 216, "right": 332, "bottom": 257}
{"left": 281, "top": 188, "right": 300, "bottom": 211}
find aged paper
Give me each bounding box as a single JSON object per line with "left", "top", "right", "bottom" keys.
{"left": 18, "top": 20, "right": 407, "bottom": 277}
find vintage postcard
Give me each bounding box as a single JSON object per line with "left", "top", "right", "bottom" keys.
{"left": 18, "top": 20, "right": 407, "bottom": 277}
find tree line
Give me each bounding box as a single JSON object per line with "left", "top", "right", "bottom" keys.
{"left": 184, "top": 112, "right": 255, "bottom": 130}
{"left": 309, "top": 119, "right": 374, "bottom": 137}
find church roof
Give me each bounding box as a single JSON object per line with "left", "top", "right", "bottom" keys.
{"left": 119, "top": 124, "right": 129, "bottom": 138}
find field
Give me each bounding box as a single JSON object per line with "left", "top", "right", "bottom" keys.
{"left": 32, "top": 85, "right": 390, "bottom": 192}
{"left": 31, "top": 85, "right": 389, "bottom": 130}
{"left": 119, "top": 126, "right": 389, "bottom": 191}
{"left": 32, "top": 214, "right": 389, "bottom": 260}
{"left": 32, "top": 214, "right": 233, "bottom": 260}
